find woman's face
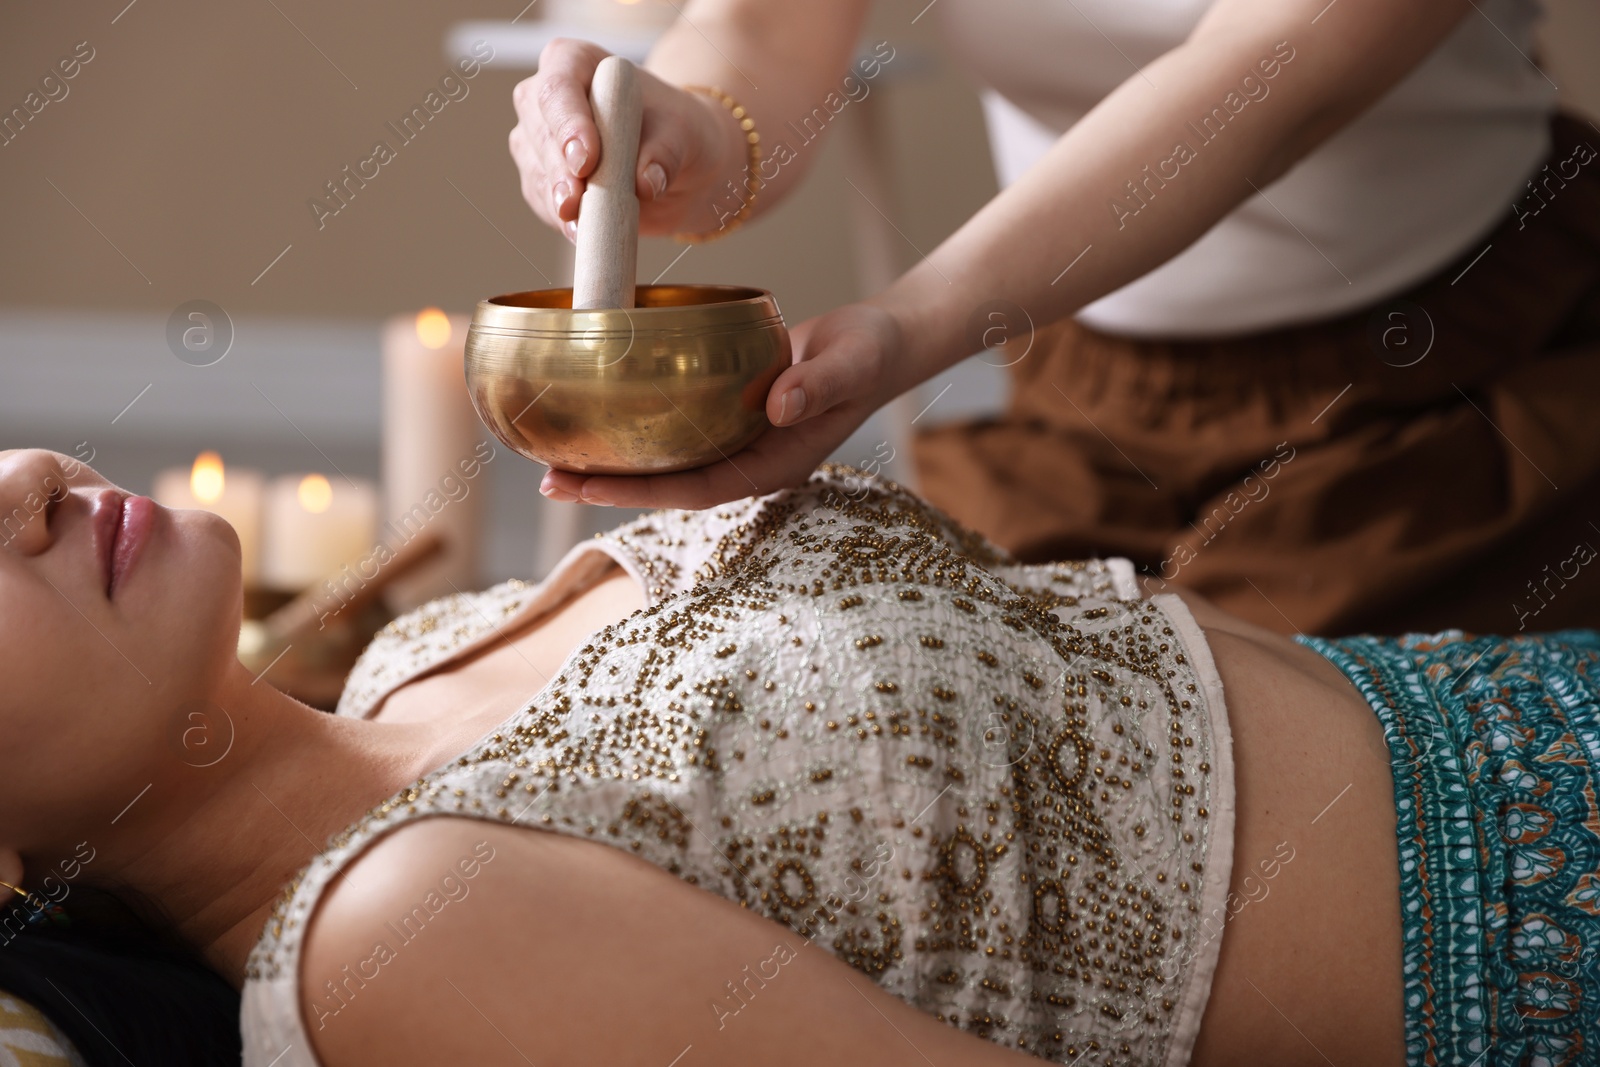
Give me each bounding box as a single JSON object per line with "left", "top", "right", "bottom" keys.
{"left": 0, "top": 449, "right": 243, "bottom": 848}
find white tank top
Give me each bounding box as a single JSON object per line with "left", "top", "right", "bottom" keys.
{"left": 935, "top": 0, "right": 1556, "bottom": 337}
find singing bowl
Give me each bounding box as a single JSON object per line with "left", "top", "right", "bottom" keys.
{"left": 465, "top": 284, "right": 791, "bottom": 475}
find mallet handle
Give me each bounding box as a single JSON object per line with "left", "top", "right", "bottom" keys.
{"left": 571, "top": 56, "right": 642, "bottom": 310}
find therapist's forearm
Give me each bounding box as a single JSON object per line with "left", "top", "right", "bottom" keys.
{"left": 866, "top": 1, "right": 1470, "bottom": 396}
{"left": 644, "top": 0, "right": 869, "bottom": 220}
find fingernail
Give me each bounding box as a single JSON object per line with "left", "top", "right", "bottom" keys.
{"left": 563, "top": 137, "right": 587, "bottom": 173}
{"left": 644, "top": 161, "right": 667, "bottom": 200}
{"left": 582, "top": 492, "right": 613, "bottom": 507}
{"left": 564, "top": 219, "right": 578, "bottom": 242}
{"left": 777, "top": 387, "right": 807, "bottom": 425}
{"left": 552, "top": 180, "right": 571, "bottom": 216}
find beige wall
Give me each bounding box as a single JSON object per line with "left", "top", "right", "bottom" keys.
{"left": 0, "top": 0, "right": 1593, "bottom": 322}
{"left": 0, "top": 0, "right": 992, "bottom": 327}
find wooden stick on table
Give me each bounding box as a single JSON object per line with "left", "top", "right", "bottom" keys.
{"left": 259, "top": 528, "right": 447, "bottom": 644}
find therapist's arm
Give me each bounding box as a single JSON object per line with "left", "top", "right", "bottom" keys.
{"left": 865, "top": 0, "right": 1473, "bottom": 393}
{"left": 541, "top": 0, "right": 1476, "bottom": 509}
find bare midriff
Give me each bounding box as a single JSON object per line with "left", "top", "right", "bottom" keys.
{"left": 1168, "top": 584, "right": 1406, "bottom": 1067}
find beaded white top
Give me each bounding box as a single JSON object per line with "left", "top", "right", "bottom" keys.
{"left": 241, "top": 467, "right": 1235, "bottom": 1067}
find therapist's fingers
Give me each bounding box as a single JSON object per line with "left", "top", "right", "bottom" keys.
{"left": 627, "top": 76, "right": 742, "bottom": 221}
{"left": 767, "top": 304, "right": 899, "bottom": 427}
{"left": 631, "top": 77, "right": 697, "bottom": 206}
{"left": 511, "top": 38, "right": 611, "bottom": 240}
{"left": 529, "top": 38, "right": 608, "bottom": 178}
{"left": 509, "top": 124, "right": 569, "bottom": 233}
{"left": 539, "top": 393, "right": 869, "bottom": 511}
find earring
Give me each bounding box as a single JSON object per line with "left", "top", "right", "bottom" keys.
{"left": 0, "top": 880, "right": 71, "bottom": 930}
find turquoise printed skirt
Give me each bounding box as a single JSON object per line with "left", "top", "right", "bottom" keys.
{"left": 1297, "top": 630, "right": 1600, "bottom": 1066}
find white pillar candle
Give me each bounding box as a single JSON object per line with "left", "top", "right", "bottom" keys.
{"left": 382, "top": 308, "right": 485, "bottom": 610}
{"left": 259, "top": 473, "right": 379, "bottom": 591}
{"left": 152, "top": 451, "right": 264, "bottom": 584}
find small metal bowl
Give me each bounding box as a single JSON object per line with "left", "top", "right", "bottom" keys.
{"left": 464, "top": 284, "right": 791, "bottom": 475}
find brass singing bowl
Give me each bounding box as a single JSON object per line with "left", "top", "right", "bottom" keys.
{"left": 465, "top": 284, "right": 791, "bottom": 476}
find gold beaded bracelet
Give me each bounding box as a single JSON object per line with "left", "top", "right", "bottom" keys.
{"left": 674, "top": 84, "right": 762, "bottom": 244}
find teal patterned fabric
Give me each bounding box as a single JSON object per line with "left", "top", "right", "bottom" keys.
{"left": 1297, "top": 629, "right": 1600, "bottom": 1067}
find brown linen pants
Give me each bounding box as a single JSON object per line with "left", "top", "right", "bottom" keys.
{"left": 913, "top": 113, "right": 1600, "bottom": 638}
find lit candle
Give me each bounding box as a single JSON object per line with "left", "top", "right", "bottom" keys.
{"left": 152, "top": 451, "right": 264, "bottom": 583}
{"left": 382, "top": 308, "right": 485, "bottom": 610}
{"left": 259, "top": 473, "right": 379, "bottom": 591}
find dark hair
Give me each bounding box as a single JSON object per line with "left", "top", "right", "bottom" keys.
{"left": 0, "top": 885, "right": 241, "bottom": 1066}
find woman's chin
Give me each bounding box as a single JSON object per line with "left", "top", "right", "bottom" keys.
{"left": 159, "top": 509, "right": 247, "bottom": 637}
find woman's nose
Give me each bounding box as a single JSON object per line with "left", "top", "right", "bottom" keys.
{"left": 0, "top": 450, "right": 69, "bottom": 557}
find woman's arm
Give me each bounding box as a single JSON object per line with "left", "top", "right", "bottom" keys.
{"left": 868, "top": 0, "right": 1474, "bottom": 391}
{"left": 299, "top": 818, "right": 1040, "bottom": 1067}
{"left": 513, "top": 0, "right": 869, "bottom": 239}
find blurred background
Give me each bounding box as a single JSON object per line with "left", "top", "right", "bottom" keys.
{"left": 1, "top": 0, "right": 1596, "bottom": 626}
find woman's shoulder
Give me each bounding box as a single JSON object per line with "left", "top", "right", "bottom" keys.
{"left": 285, "top": 814, "right": 1041, "bottom": 1067}
{"left": 292, "top": 817, "right": 517, "bottom": 1057}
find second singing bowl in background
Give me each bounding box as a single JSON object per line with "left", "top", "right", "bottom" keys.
{"left": 465, "top": 284, "right": 791, "bottom": 475}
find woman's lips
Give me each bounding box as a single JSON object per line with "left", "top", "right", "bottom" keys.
{"left": 92, "top": 490, "right": 156, "bottom": 599}
{"left": 90, "top": 490, "right": 123, "bottom": 597}
{"left": 110, "top": 496, "right": 156, "bottom": 599}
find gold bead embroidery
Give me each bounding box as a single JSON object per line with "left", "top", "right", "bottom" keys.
{"left": 247, "top": 466, "right": 1221, "bottom": 1067}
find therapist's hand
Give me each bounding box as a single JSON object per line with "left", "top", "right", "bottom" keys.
{"left": 509, "top": 38, "right": 744, "bottom": 242}
{"left": 540, "top": 303, "right": 905, "bottom": 510}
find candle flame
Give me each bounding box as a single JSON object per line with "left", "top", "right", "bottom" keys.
{"left": 415, "top": 308, "right": 452, "bottom": 349}
{"left": 191, "top": 451, "right": 225, "bottom": 503}
{"left": 298, "top": 474, "right": 333, "bottom": 514}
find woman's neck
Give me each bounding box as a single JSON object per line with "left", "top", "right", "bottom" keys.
{"left": 59, "top": 565, "right": 641, "bottom": 988}
{"left": 95, "top": 660, "right": 463, "bottom": 989}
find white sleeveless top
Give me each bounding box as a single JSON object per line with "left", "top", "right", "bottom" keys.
{"left": 240, "top": 468, "right": 1236, "bottom": 1067}
{"left": 936, "top": 0, "right": 1556, "bottom": 336}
